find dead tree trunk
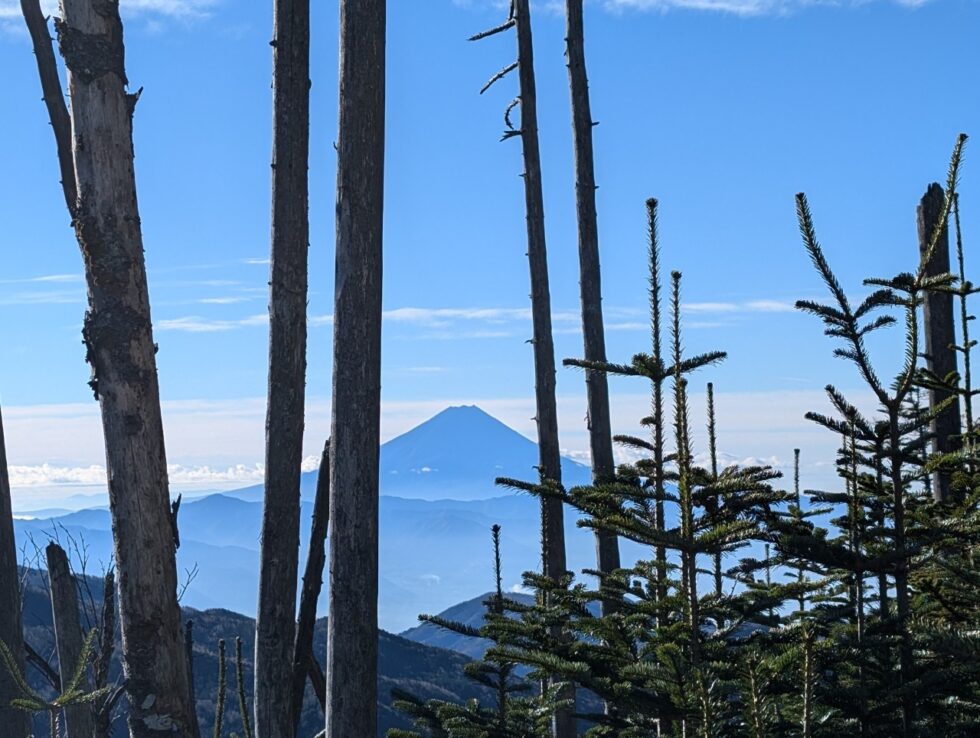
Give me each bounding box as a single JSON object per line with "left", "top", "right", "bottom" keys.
{"left": 94, "top": 570, "right": 118, "bottom": 737}
{"left": 0, "top": 406, "right": 30, "bottom": 738}
{"left": 507, "top": 6, "right": 577, "bottom": 734}
{"left": 563, "top": 0, "right": 620, "bottom": 610}
{"left": 254, "top": 0, "right": 310, "bottom": 733}
{"left": 917, "top": 182, "right": 962, "bottom": 503}
{"left": 46, "top": 543, "right": 96, "bottom": 738}
{"left": 325, "top": 0, "right": 386, "bottom": 735}
{"left": 21, "top": 2, "right": 199, "bottom": 734}
{"left": 292, "top": 441, "right": 329, "bottom": 733}
{"left": 512, "top": 0, "right": 568, "bottom": 600}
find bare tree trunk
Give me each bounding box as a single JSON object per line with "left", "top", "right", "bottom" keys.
{"left": 94, "top": 571, "right": 117, "bottom": 738}
{"left": 0, "top": 406, "right": 31, "bottom": 738}
{"left": 563, "top": 0, "right": 620, "bottom": 615}
{"left": 47, "top": 543, "right": 96, "bottom": 738}
{"left": 325, "top": 0, "right": 385, "bottom": 735}
{"left": 292, "top": 441, "right": 329, "bottom": 733}
{"left": 917, "top": 182, "right": 962, "bottom": 503}
{"left": 254, "top": 0, "right": 310, "bottom": 734}
{"left": 513, "top": 0, "right": 567, "bottom": 600}
{"left": 21, "top": 2, "right": 199, "bottom": 734}
{"left": 512, "top": 4, "right": 574, "bottom": 735}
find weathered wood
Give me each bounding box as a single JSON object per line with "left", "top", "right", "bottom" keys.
{"left": 325, "top": 0, "right": 385, "bottom": 734}
{"left": 254, "top": 0, "right": 310, "bottom": 734}
{"left": 94, "top": 570, "right": 116, "bottom": 738}
{"left": 0, "top": 406, "right": 31, "bottom": 738}
{"left": 20, "top": 0, "right": 76, "bottom": 215}
{"left": 917, "top": 182, "right": 963, "bottom": 503}
{"left": 20, "top": 1, "right": 201, "bottom": 734}
{"left": 46, "top": 543, "right": 96, "bottom": 738}
{"left": 309, "top": 657, "right": 326, "bottom": 713}
{"left": 292, "top": 441, "right": 329, "bottom": 733}
{"left": 564, "top": 0, "right": 620, "bottom": 617}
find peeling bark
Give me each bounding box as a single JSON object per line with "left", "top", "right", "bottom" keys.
{"left": 20, "top": 1, "right": 200, "bottom": 734}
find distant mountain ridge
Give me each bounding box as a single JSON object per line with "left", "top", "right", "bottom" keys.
{"left": 14, "top": 405, "right": 634, "bottom": 631}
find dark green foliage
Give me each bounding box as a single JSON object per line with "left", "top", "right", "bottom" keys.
{"left": 392, "top": 136, "right": 980, "bottom": 738}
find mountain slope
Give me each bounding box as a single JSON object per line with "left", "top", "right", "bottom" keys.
{"left": 229, "top": 405, "right": 593, "bottom": 503}
{"left": 17, "top": 568, "right": 490, "bottom": 738}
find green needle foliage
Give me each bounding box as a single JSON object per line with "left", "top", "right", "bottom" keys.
{"left": 391, "top": 135, "right": 980, "bottom": 738}
{"left": 1, "top": 629, "right": 111, "bottom": 737}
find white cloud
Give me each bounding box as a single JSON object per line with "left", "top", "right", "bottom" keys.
{"left": 683, "top": 299, "right": 795, "bottom": 314}
{"left": 7, "top": 461, "right": 268, "bottom": 490}
{"left": 198, "top": 296, "right": 253, "bottom": 305}
{"left": 3, "top": 387, "right": 877, "bottom": 505}
{"left": 0, "top": 290, "right": 83, "bottom": 306}
{"left": 0, "top": 0, "right": 218, "bottom": 20}
{"left": 602, "top": 0, "right": 931, "bottom": 16}
{"left": 0, "top": 274, "right": 82, "bottom": 284}
{"left": 156, "top": 314, "right": 267, "bottom": 332}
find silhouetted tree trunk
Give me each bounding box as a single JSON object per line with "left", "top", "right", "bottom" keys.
{"left": 917, "top": 182, "right": 962, "bottom": 503}
{"left": 325, "top": 0, "right": 385, "bottom": 735}
{"left": 254, "top": 0, "right": 310, "bottom": 733}
{"left": 46, "top": 543, "right": 96, "bottom": 738}
{"left": 564, "top": 0, "right": 620, "bottom": 613}
{"left": 506, "top": 2, "right": 572, "bottom": 735}
{"left": 292, "top": 441, "right": 329, "bottom": 733}
{"left": 0, "top": 406, "right": 30, "bottom": 738}
{"left": 513, "top": 0, "right": 568, "bottom": 599}
{"left": 21, "top": 2, "right": 199, "bottom": 734}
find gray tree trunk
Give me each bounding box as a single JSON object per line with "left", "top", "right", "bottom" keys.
{"left": 325, "top": 0, "right": 386, "bottom": 735}
{"left": 254, "top": 0, "right": 310, "bottom": 733}
{"left": 46, "top": 543, "right": 97, "bottom": 738}
{"left": 513, "top": 5, "right": 574, "bottom": 734}
{"left": 513, "top": 0, "right": 567, "bottom": 595}
{"left": 21, "top": 1, "right": 200, "bottom": 734}
{"left": 563, "top": 0, "right": 621, "bottom": 608}
{"left": 0, "top": 406, "right": 31, "bottom": 738}
{"left": 917, "top": 182, "right": 962, "bottom": 503}
{"left": 292, "top": 441, "right": 329, "bottom": 733}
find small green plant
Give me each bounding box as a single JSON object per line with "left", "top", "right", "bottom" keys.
{"left": 0, "top": 631, "right": 110, "bottom": 737}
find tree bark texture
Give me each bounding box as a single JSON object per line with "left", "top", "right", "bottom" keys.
{"left": 46, "top": 543, "right": 97, "bottom": 738}
{"left": 254, "top": 0, "right": 310, "bottom": 734}
{"left": 325, "top": 0, "right": 385, "bottom": 735}
{"left": 0, "top": 406, "right": 30, "bottom": 738}
{"left": 292, "top": 441, "right": 329, "bottom": 733}
{"left": 917, "top": 182, "right": 962, "bottom": 503}
{"left": 22, "top": 1, "right": 200, "bottom": 734}
{"left": 564, "top": 0, "right": 620, "bottom": 609}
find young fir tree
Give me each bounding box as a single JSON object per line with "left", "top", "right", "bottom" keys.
{"left": 394, "top": 143, "right": 980, "bottom": 738}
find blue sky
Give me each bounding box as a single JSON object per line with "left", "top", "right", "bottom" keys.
{"left": 1, "top": 0, "right": 978, "bottom": 504}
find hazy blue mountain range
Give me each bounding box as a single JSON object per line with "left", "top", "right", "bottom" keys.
{"left": 14, "top": 406, "right": 645, "bottom": 631}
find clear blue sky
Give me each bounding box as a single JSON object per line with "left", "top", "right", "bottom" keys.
{"left": 1, "top": 0, "right": 978, "bottom": 503}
